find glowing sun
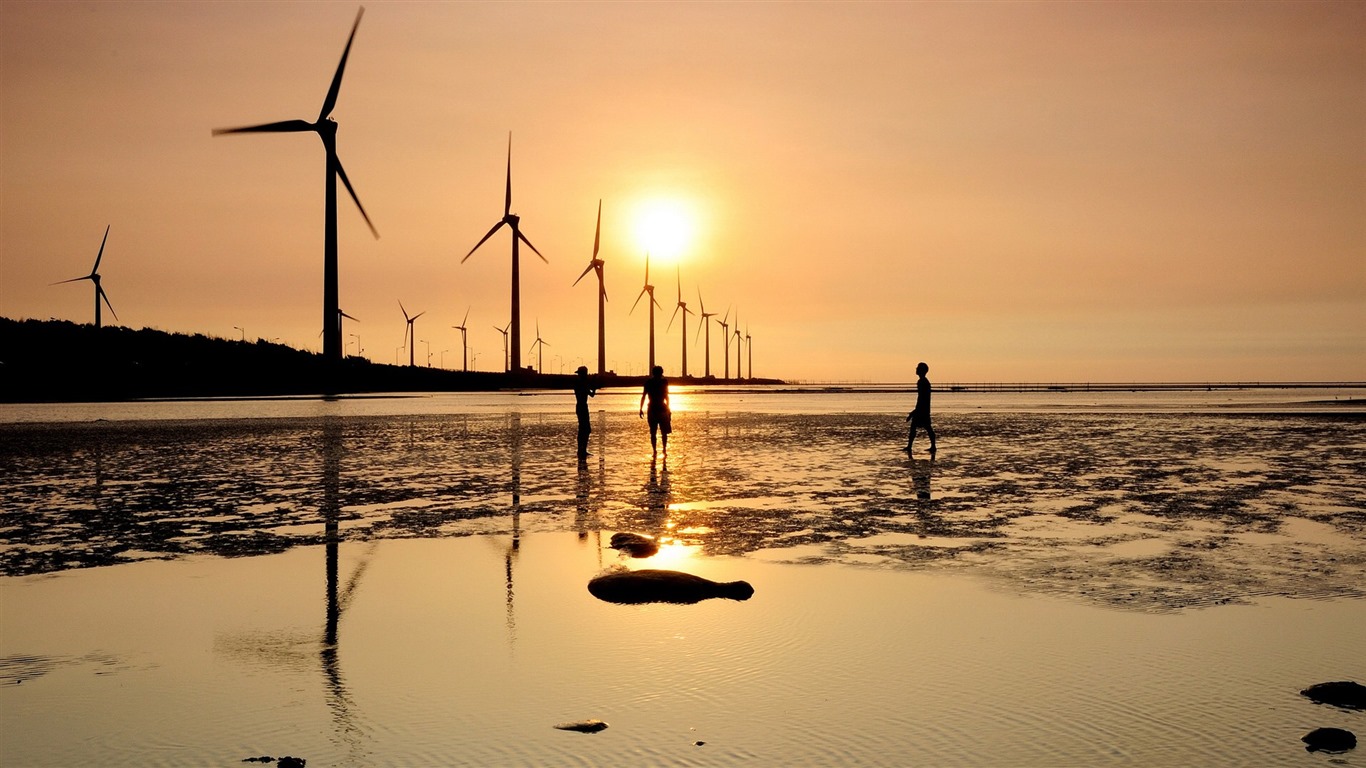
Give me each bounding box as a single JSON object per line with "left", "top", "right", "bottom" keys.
{"left": 632, "top": 198, "right": 696, "bottom": 263}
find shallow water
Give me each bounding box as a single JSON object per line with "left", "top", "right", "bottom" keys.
{"left": 1, "top": 393, "right": 1364, "bottom": 765}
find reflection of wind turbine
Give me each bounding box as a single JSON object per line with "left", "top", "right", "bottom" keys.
{"left": 717, "top": 307, "right": 731, "bottom": 380}
{"left": 54, "top": 225, "right": 117, "bottom": 329}
{"left": 573, "top": 200, "right": 608, "bottom": 375}
{"left": 493, "top": 322, "right": 510, "bottom": 373}
{"left": 399, "top": 301, "right": 424, "bottom": 367}
{"left": 630, "top": 253, "right": 663, "bottom": 371}
{"left": 213, "top": 8, "right": 378, "bottom": 374}
{"left": 667, "top": 267, "right": 694, "bottom": 377}
{"left": 696, "top": 288, "right": 716, "bottom": 378}
{"left": 453, "top": 307, "right": 470, "bottom": 372}
{"left": 528, "top": 320, "right": 549, "bottom": 374}
{"left": 462, "top": 133, "right": 546, "bottom": 373}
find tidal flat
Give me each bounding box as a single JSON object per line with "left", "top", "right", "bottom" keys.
{"left": 1, "top": 391, "right": 1363, "bottom": 766}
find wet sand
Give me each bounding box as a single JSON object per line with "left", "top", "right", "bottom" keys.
{"left": 1, "top": 404, "right": 1364, "bottom": 765}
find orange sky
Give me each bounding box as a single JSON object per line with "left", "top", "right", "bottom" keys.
{"left": 2, "top": 1, "right": 1362, "bottom": 382}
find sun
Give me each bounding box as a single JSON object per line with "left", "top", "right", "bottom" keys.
{"left": 631, "top": 198, "right": 696, "bottom": 264}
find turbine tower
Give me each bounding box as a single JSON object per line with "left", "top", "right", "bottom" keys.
{"left": 213, "top": 7, "right": 379, "bottom": 381}
{"left": 572, "top": 200, "right": 608, "bottom": 375}
{"left": 667, "top": 267, "right": 694, "bottom": 378}
{"left": 696, "top": 287, "right": 716, "bottom": 378}
{"left": 630, "top": 253, "right": 662, "bottom": 372}
{"left": 399, "top": 300, "right": 424, "bottom": 367}
{"left": 462, "top": 133, "right": 546, "bottom": 373}
{"left": 54, "top": 225, "right": 117, "bottom": 329}
{"left": 453, "top": 307, "right": 470, "bottom": 372}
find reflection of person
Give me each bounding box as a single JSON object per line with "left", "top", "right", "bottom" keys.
{"left": 573, "top": 366, "right": 596, "bottom": 458}
{"left": 638, "top": 365, "right": 671, "bottom": 456}
{"left": 905, "top": 361, "right": 937, "bottom": 458}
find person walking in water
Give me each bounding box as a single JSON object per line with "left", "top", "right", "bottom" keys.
{"left": 639, "top": 365, "right": 671, "bottom": 457}
{"left": 905, "top": 361, "right": 937, "bottom": 458}
{"left": 574, "top": 366, "right": 597, "bottom": 459}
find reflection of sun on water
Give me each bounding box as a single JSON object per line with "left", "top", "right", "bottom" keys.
{"left": 650, "top": 530, "right": 701, "bottom": 570}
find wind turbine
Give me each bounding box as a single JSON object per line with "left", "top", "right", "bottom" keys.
{"left": 717, "top": 307, "right": 731, "bottom": 380}
{"left": 667, "top": 267, "right": 693, "bottom": 378}
{"left": 733, "top": 308, "right": 743, "bottom": 380}
{"left": 572, "top": 200, "right": 608, "bottom": 375}
{"left": 630, "top": 253, "right": 663, "bottom": 372}
{"left": 54, "top": 225, "right": 116, "bottom": 329}
{"left": 399, "top": 300, "right": 424, "bottom": 367}
{"left": 494, "top": 322, "right": 510, "bottom": 373}
{"left": 696, "top": 287, "right": 716, "bottom": 378}
{"left": 452, "top": 307, "right": 470, "bottom": 372}
{"left": 528, "top": 321, "right": 549, "bottom": 374}
{"left": 462, "top": 133, "right": 546, "bottom": 373}
{"left": 746, "top": 325, "right": 753, "bottom": 380}
{"left": 213, "top": 7, "right": 379, "bottom": 376}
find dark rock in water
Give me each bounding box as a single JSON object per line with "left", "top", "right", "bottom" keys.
{"left": 608, "top": 532, "right": 659, "bottom": 558}
{"left": 588, "top": 568, "right": 754, "bottom": 605}
{"left": 554, "top": 719, "right": 608, "bottom": 733}
{"left": 277, "top": 759, "right": 305, "bottom": 768}
{"left": 1301, "top": 681, "right": 1366, "bottom": 710}
{"left": 1302, "top": 727, "right": 1356, "bottom": 753}
{"left": 242, "top": 759, "right": 273, "bottom": 764}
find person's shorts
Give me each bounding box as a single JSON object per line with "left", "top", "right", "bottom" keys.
{"left": 910, "top": 410, "right": 932, "bottom": 429}
{"left": 648, "top": 411, "right": 672, "bottom": 434}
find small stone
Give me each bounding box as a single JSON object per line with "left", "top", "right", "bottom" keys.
{"left": 554, "top": 719, "right": 608, "bottom": 733}
{"left": 1302, "top": 727, "right": 1356, "bottom": 753}
{"left": 694, "top": 741, "right": 706, "bottom": 747}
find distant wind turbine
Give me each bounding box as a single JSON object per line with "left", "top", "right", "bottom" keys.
{"left": 399, "top": 300, "right": 424, "bottom": 367}
{"left": 462, "top": 133, "right": 546, "bottom": 373}
{"left": 54, "top": 225, "right": 117, "bottom": 329}
{"left": 494, "top": 322, "right": 510, "bottom": 373}
{"left": 213, "top": 7, "right": 379, "bottom": 375}
{"left": 453, "top": 307, "right": 470, "bottom": 372}
{"left": 717, "top": 307, "right": 731, "bottom": 380}
{"left": 667, "top": 267, "right": 693, "bottom": 378}
{"left": 630, "top": 253, "right": 663, "bottom": 371}
{"left": 696, "top": 287, "right": 716, "bottom": 378}
{"left": 733, "top": 308, "right": 743, "bottom": 381}
{"left": 528, "top": 321, "right": 549, "bottom": 374}
{"left": 746, "top": 325, "right": 752, "bottom": 379}
{"left": 573, "top": 200, "right": 608, "bottom": 375}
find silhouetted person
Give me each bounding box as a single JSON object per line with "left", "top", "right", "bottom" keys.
{"left": 905, "top": 361, "right": 936, "bottom": 458}
{"left": 573, "top": 365, "right": 596, "bottom": 458}
{"left": 639, "top": 365, "right": 671, "bottom": 456}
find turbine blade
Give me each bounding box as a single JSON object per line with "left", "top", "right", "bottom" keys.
{"left": 333, "top": 155, "right": 379, "bottom": 239}
{"left": 340, "top": 311, "right": 358, "bottom": 321}
{"left": 92, "top": 225, "right": 110, "bottom": 273}
{"left": 413, "top": 311, "right": 425, "bottom": 321}
{"left": 399, "top": 300, "right": 410, "bottom": 321}
{"left": 667, "top": 304, "right": 680, "bottom": 331}
{"left": 697, "top": 286, "right": 705, "bottom": 315}
{"left": 573, "top": 261, "right": 595, "bottom": 286}
{"left": 504, "top": 132, "right": 513, "bottom": 217}
{"left": 52, "top": 275, "right": 91, "bottom": 286}
{"left": 213, "top": 119, "right": 314, "bottom": 135}
{"left": 652, "top": 295, "right": 663, "bottom": 311}
{"left": 98, "top": 286, "right": 118, "bottom": 321}
{"left": 592, "top": 199, "right": 601, "bottom": 258}
{"left": 630, "top": 286, "right": 648, "bottom": 314}
{"left": 462, "top": 221, "right": 506, "bottom": 262}
{"left": 319, "top": 7, "right": 365, "bottom": 121}
{"left": 462, "top": 307, "right": 470, "bottom": 326}
{"left": 516, "top": 230, "right": 547, "bottom": 263}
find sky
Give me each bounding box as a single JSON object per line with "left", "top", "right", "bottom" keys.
{"left": 1, "top": 1, "right": 1362, "bottom": 383}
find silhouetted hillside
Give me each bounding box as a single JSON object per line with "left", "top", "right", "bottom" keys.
{"left": 0, "top": 318, "right": 783, "bottom": 402}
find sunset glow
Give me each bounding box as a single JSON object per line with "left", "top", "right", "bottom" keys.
{"left": 0, "top": 2, "right": 1361, "bottom": 381}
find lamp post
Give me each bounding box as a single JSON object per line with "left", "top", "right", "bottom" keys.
{"left": 233, "top": 326, "right": 245, "bottom": 342}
